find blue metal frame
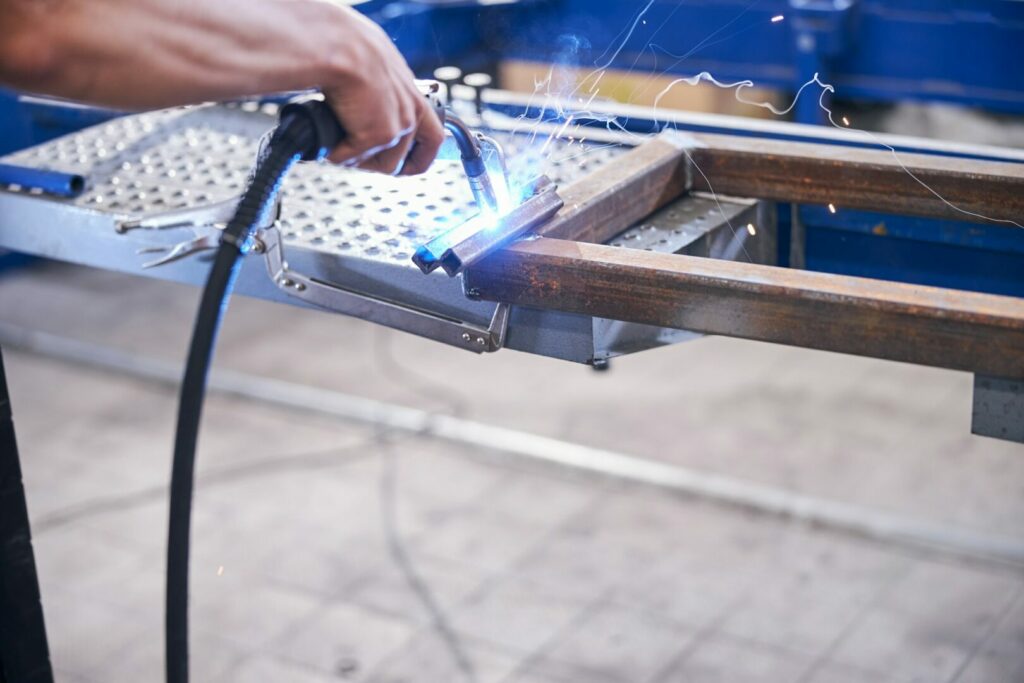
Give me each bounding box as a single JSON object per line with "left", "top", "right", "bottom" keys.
{"left": 504, "top": 0, "right": 1024, "bottom": 120}
{"left": 797, "top": 207, "right": 1024, "bottom": 297}
{"left": 0, "top": 90, "right": 122, "bottom": 155}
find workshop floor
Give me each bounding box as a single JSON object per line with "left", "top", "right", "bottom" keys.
{"left": 2, "top": 261, "right": 1023, "bottom": 683}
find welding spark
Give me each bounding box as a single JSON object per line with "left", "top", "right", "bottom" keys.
{"left": 746, "top": 223, "right": 756, "bottom": 236}
{"left": 540, "top": 116, "right": 575, "bottom": 156}
{"left": 828, "top": 203, "right": 837, "bottom": 214}
{"left": 771, "top": 15, "right": 785, "bottom": 23}
{"left": 216, "top": 565, "right": 224, "bottom": 576}
{"left": 589, "top": 0, "right": 657, "bottom": 72}
{"left": 842, "top": 116, "right": 850, "bottom": 126}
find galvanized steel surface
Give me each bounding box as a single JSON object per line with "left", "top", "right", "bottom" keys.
{"left": 0, "top": 104, "right": 624, "bottom": 268}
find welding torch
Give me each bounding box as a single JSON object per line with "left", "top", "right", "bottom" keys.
{"left": 411, "top": 80, "right": 503, "bottom": 213}
{"left": 164, "top": 84, "right": 510, "bottom": 683}
{"left": 442, "top": 114, "right": 501, "bottom": 213}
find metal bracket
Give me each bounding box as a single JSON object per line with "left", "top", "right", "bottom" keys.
{"left": 972, "top": 374, "right": 1024, "bottom": 443}
{"left": 118, "top": 196, "right": 281, "bottom": 268}
{"left": 258, "top": 225, "right": 509, "bottom": 353}
{"left": 116, "top": 196, "right": 241, "bottom": 234}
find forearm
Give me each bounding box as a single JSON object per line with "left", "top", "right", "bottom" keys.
{"left": 1, "top": 0, "right": 445, "bottom": 175}
{"left": 0, "top": 0, "right": 355, "bottom": 109}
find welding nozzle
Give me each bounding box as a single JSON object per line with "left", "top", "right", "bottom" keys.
{"left": 442, "top": 114, "right": 503, "bottom": 214}
{"left": 406, "top": 82, "right": 507, "bottom": 213}
{"left": 464, "top": 159, "right": 501, "bottom": 215}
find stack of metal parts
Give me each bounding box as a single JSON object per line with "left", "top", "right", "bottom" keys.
{"left": 0, "top": 103, "right": 771, "bottom": 363}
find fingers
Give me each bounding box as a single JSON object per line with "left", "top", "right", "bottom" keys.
{"left": 399, "top": 97, "right": 446, "bottom": 176}
{"left": 326, "top": 89, "right": 415, "bottom": 173}
{"left": 357, "top": 122, "right": 416, "bottom": 175}
{"left": 325, "top": 129, "right": 396, "bottom": 167}
{"left": 321, "top": 40, "right": 443, "bottom": 175}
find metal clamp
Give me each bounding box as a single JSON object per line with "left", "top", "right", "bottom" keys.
{"left": 116, "top": 196, "right": 242, "bottom": 234}
{"left": 258, "top": 226, "right": 510, "bottom": 353}
{"left": 118, "top": 196, "right": 279, "bottom": 268}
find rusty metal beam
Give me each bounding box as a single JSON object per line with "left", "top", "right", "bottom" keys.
{"left": 533, "top": 133, "right": 694, "bottom": 243}
{"left": 689, "top": 134, "right": 1024, "bottom": 224}
{"left": 465, "top": 238, "right": 1024, "bottom": 379}
{"left": 543, "top": 133, "right": 1024, "bottom": 241}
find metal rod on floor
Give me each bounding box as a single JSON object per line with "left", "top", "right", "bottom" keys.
{"left": 1, "top": 323, "right": 1022, "bottom": 570}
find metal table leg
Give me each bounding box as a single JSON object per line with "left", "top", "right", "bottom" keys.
{"left": 0, "top": 347, "right": 53, "bottom": 683}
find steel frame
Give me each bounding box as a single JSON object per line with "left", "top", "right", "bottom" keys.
{"left": 462, "top": 133, "right": 1024, "bottom": 440}
{"left": 0, "top": 102, "right": 1021, "bottom": 436}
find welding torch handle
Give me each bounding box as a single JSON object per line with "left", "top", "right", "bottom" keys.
{"left": 280, "top": 82, "right": 448, "bottom": 162}
{"left": 0, "top": 163, "right": 86, "bottom": 198}
{"left": 279, "top": 97, "right": 346, "bottom": 160}
{"left": 282, "top": 89, "right": 499, "bottom": 217}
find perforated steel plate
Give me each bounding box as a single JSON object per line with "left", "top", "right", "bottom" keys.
{"left": 608, "top": 194, "right": 755, "bottom": 252}
{"left": 1, "top": 104, "right": 625, "bottom": 267}
{"left": 0, "top": 100, "right": 774, "bottom": 364}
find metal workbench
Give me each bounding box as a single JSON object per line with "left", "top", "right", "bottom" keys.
{"left": 0, "top": 102, "right": 769, "bottom": 364}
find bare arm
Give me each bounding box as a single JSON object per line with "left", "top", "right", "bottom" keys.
{"left": 0, "top": 0, "right": 444, "bottom": 174}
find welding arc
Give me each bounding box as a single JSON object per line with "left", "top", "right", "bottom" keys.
{"left": 166, "top": 99, "right": 339, "bottom": 683}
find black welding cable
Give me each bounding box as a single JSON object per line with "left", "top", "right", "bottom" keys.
{"left": 166, "top": 99, "right": 341, "bottom": 683}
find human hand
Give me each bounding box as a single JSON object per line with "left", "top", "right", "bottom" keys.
{"left": 321, "top": 8, "right": 445, "bottom": 175}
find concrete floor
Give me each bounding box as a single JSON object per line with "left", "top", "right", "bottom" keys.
{"left": 1, "top": 261, "right": 1022, "bottom": 682}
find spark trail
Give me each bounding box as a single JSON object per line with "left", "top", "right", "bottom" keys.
{"left": 651, "top": 72, "right": 1024, "bottom": 229}
{"left": 505, "top": 5, "right": 1021, "bottom": 237}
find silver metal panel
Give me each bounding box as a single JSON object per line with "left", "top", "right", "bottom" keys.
{"left": 1, "top": 104, "right": 623, "bottom": 267}
{"left": 0, "top": 102, "right": 770, "bottom": 364}
{"left": 0, "top": 104, "right": 624, "bottom": 328}
{"left": 972, "top": 375, "right": 1024, "bottom": 444}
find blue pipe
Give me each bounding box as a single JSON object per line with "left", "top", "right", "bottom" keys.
{"left": 0, "top": 163, "right": 85, "bottom": 198}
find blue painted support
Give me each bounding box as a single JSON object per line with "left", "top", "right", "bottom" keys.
{"left": 798, "top": 206, "right": 1024, "bottom": 297}
{"left": 0, "top": 90, "right": 122, "bottom": 154}
{"left": 0, "top": 91, "right": 33, "bottom": 156}
{"left": 503, "top": 0, "right": 1024, "bottom": 115}
{"left": 361, "top": 0, "right": 543, "bottom": 75}
{"left": 788, "top": 0, "right": 857, "bottom": 124}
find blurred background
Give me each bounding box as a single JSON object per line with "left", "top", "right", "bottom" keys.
{"left": 1, "top": 1, "right": 1023, "bottom": 682}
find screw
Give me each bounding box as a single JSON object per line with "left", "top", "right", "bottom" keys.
{"left": 461, "top": 332, "right": 472, "bottom": 342}
{"left": 293, "top": 281, "right": 306, "bottom": 292}
{"left": 476, "top": 337, "right": 486, "bottom": 346}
